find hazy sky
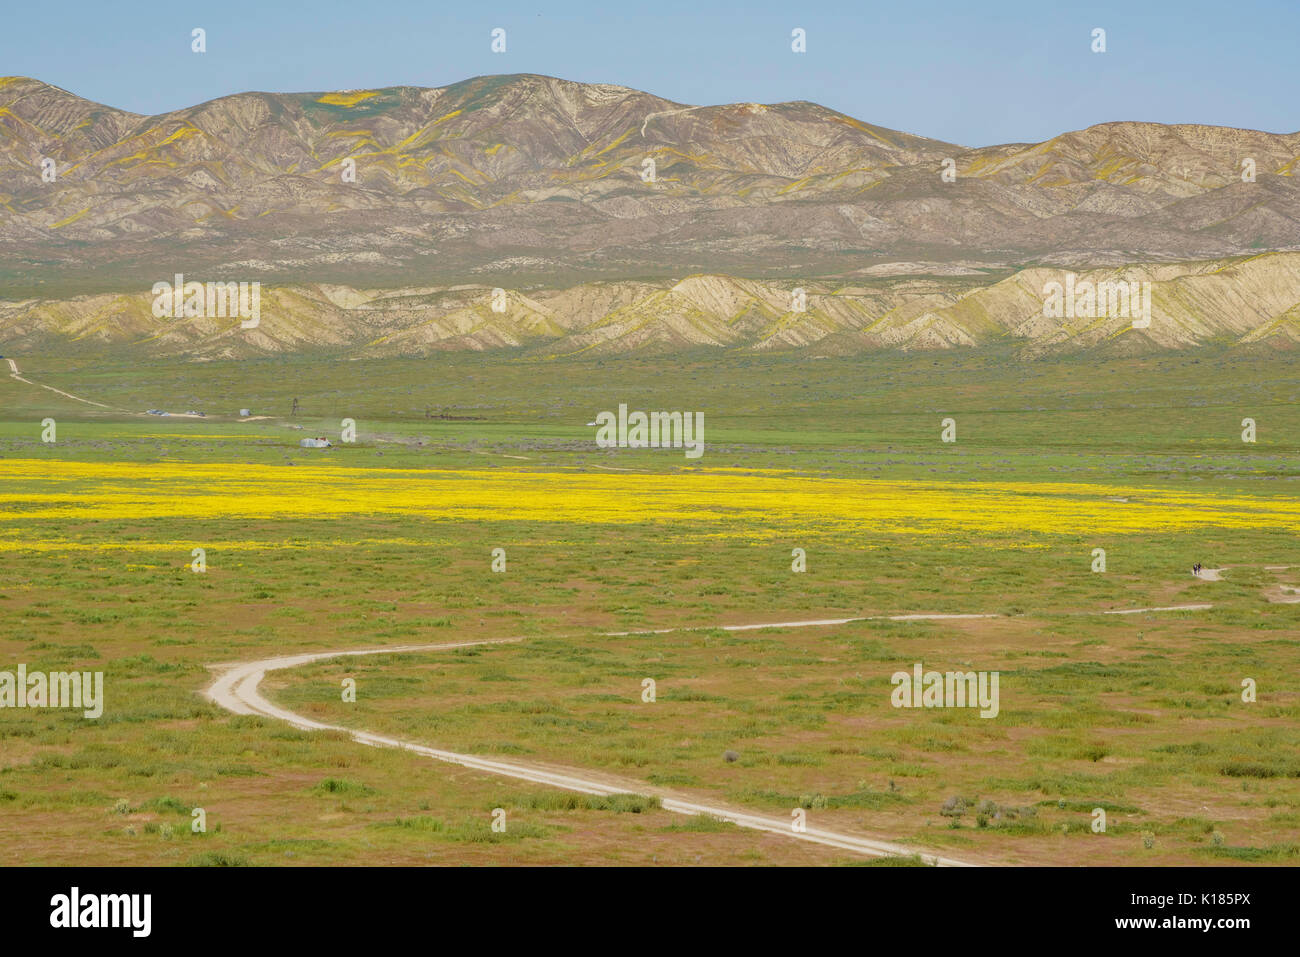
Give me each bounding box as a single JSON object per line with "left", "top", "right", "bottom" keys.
{"left": 5, "top": 0, "right": 1297, "bottom": 146}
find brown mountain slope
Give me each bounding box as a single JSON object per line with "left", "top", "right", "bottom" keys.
{"left": 1, "top": 75, "right": 1297, "bottom": 291}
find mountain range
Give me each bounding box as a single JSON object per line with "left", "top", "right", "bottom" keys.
{"left": 3, "top": 74, "right": 1299, "bottom": 285}
{"left": 2, "top": 73, "right": 1299, "bottom": 357}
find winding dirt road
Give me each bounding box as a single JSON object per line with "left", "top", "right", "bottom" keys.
{"left": 206, "top": 629, "right": 978, "bottom": 865}
{"left": 204, "top": 602, "right": 1237, "bottom": 866}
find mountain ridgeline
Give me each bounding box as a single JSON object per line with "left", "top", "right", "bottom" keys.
{"left": 1, "top": 73, "right": 1299, "bottom": 358}
{"left": 3, "top": 73, "right": 1300, "bottom": 281}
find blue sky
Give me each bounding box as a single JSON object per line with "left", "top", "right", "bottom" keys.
{"left": 5, "top": 0, "right": 1296, "bottom": 146}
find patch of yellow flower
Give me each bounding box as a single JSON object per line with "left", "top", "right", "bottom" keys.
{"left": 316, "top": 90, "right": 379, "bottom": 107}
{"left": 1, "top": 459, "right": 1297, "bottom": 542}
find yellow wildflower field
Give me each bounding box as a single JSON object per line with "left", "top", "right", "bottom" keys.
{"left": 1, "top": 458, "right": 1297, "bottom": 542}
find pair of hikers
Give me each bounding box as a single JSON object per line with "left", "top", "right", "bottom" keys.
{"left": 1192, "top": 562, "right": 1203, "bottom": 577}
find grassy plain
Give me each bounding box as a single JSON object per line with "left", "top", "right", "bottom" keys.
{"left": 1, "top": 348, "right": 1298, "bottom": 865}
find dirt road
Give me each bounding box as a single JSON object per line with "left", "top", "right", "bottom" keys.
{"left": 5, "top": 356, "right": 125, "bottom": 411}
{"left": 205, "top": 600, "right": 1239, "bottom": 866}
{"left": 205, "top": 632, "right": 976, "bottom": 866}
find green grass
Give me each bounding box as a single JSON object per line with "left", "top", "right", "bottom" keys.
{"left": 2, "top": 349, "right": 1298, "bottom": 865}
